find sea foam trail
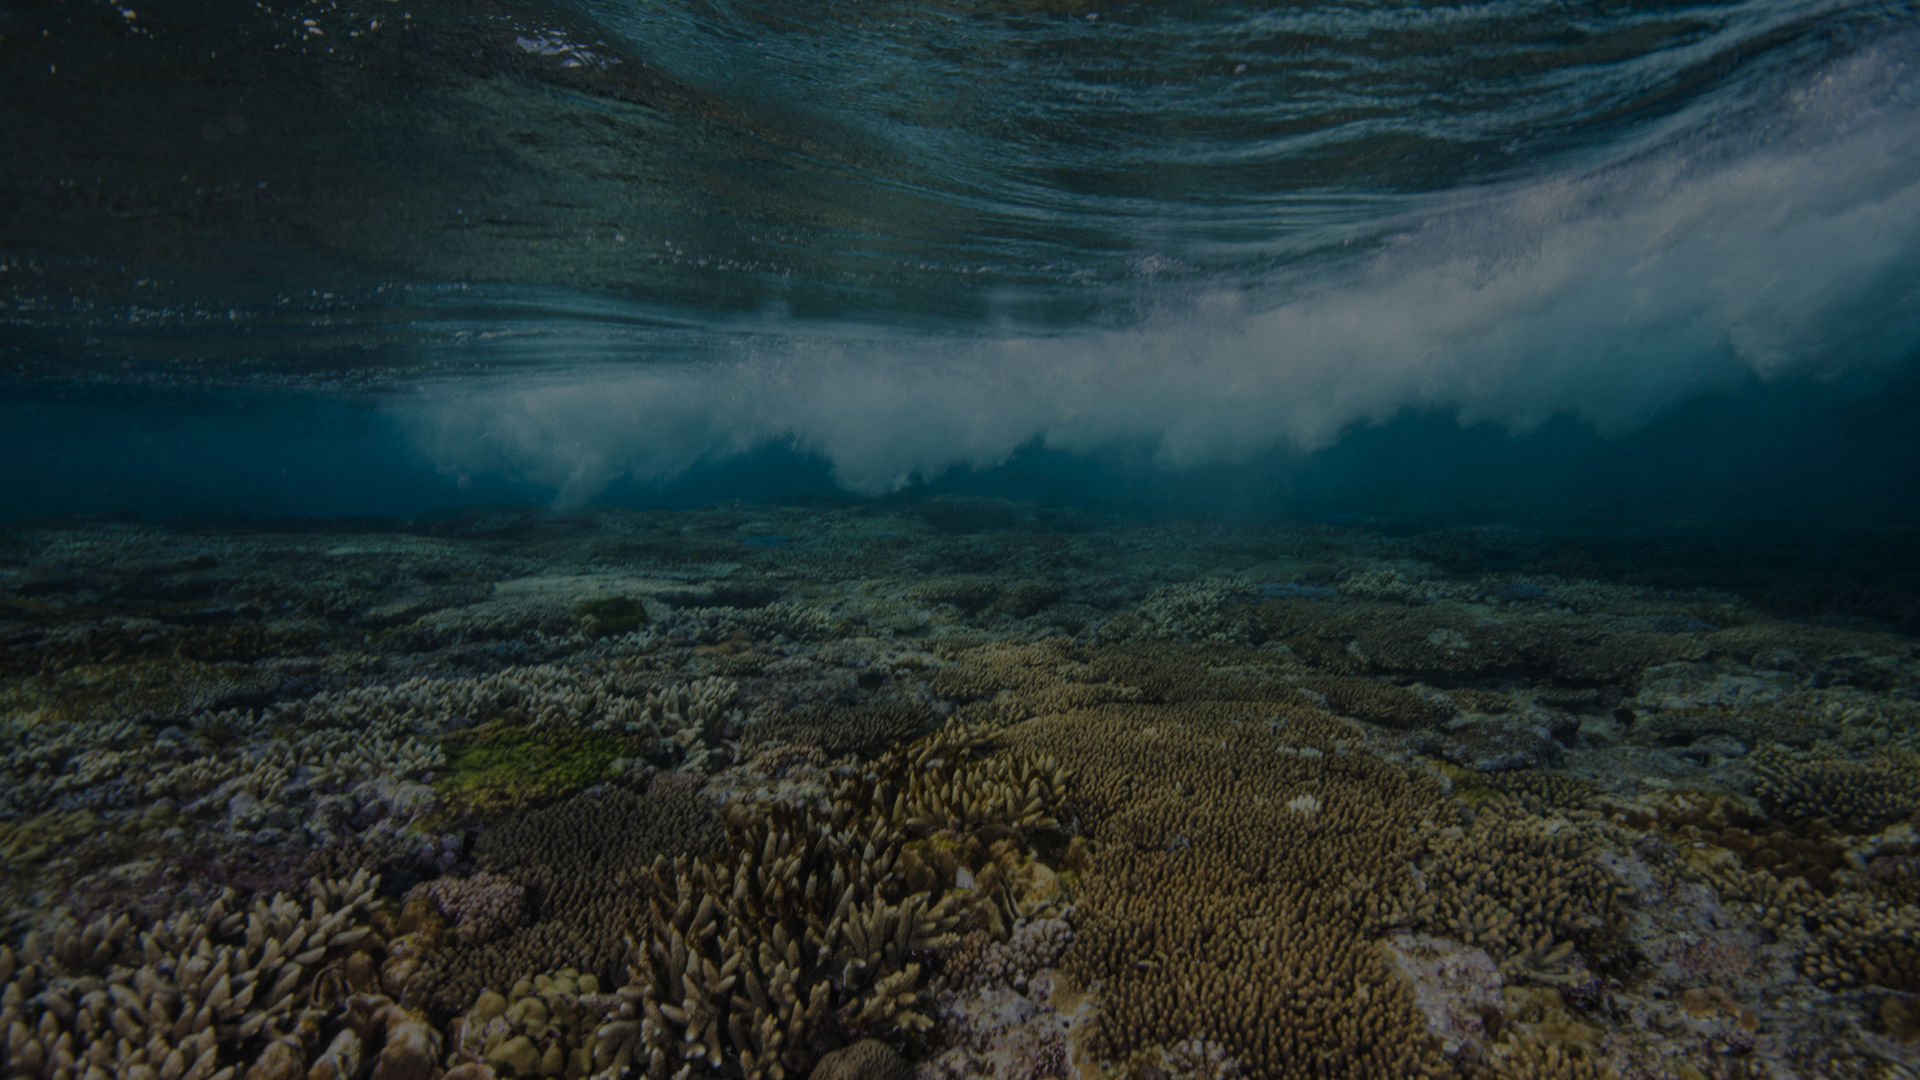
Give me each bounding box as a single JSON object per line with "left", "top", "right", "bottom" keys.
{"left": 404, "top": 41, "right": 1920, "bottom": 503}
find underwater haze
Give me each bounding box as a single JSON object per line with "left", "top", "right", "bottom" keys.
{"left": 2, "top": 0, "right": 1918, "bottom": 517}
{"left": 4, "top": 1, "right": 1920, "bottom": 1079}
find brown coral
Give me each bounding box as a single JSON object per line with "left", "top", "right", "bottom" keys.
{"left": 1391, "top": 802, "right": 1633, "bottom": 977}
{"left": 1471, "top": 1027, "right": 1614, "bottom": 1080}
{"left": 410, "top": 785, "right": 721, "bottom": 1010}
{"left": 1004, "top": 699, "right": 1453, "bottom": 1080}
{"left": 748, "top": 700, "right": 939, "bottom": 757}
{"left": 1300, "top": 673, "right": 1452, "bottom": 729}
{"left": 0, "top": 871, "right": 380, "bottom": 1079}
{"left": 1751, "top": 744, "right": 1920, "bottom": 832}
{"left": 594, "top": 724, "right": 1068, "bottom": 1080}
{"left": 405, "top": 872, "right": 527, "bottom": 946}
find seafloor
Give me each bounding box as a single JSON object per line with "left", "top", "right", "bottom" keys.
{"left": 1, "top": 499, "right": 1917, "bottom": 1080}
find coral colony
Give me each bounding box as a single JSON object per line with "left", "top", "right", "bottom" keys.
{"left": 3, "top": 501, "right": 1918, "bottom": 1079}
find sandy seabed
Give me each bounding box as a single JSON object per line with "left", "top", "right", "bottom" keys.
{"left": 2, "top": 499, "right": 1917, "bottom": 1080}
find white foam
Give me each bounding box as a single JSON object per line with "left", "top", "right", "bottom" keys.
{"left": 403, "top": 41, "right": 1920, "bottom": 503}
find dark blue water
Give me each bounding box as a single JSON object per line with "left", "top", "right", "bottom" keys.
{"left": 9, "top": 9, "right": 1920, "bottom": 1072}
{"left": 2, "top": 0, "right": 1918, "bottom": 523}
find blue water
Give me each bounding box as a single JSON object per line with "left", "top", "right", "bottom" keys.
{"left": 2, "top": 0, "right": 1918, "bottom": 522}
{"left": 8, "top": 9, "right": 1920, "bottom": 1070}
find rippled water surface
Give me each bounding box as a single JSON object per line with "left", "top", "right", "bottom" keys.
{"left": 7, "top": 7, "right": 1920, "bottom": 1080}
{"left": 2, "top": 0, "right": 1918, "bottom": 512}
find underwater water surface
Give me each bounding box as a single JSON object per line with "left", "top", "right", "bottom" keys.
{"left": 3, "top": 0, "right": 1920, "bottom": 1078}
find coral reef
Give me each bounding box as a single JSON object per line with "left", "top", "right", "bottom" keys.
{"left": 4, "top": 502, "right": 1918, "bottom": 1080}
{"left": 1389, "top": 801, "right": 1634, "bottom": 979}
{"left": 1751, "top": 744, "right": 1920, "bottom": 832}
{"left": 411, "top": 785, "right": 722, "bottom": 1011}
{"left": 406, "top": 874, "right": 527, "bottom": 946}
{"left": 449, "top": 967, "right": 612, "bottom": 1077}
{"left": 593, "top": 723, "right": 1067, "bottom": 1079}
{"left": 746, "top": 700, "right": 938, "bottom": 757}
{"left": 806, "top": 1038, "right": 911, "bottom": 1080}
{"left": 0, "top": 870, "right": 379, "bottom": 1078}
{"left": 1007, "top": 700, "right": 1454, "bottom": 1079}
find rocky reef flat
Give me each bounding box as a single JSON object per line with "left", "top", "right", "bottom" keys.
{"left": 1, "top": 500, "right": 1917, "bottom": 1080}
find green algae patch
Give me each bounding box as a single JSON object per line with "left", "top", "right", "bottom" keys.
{"left": 436, "top": 723, "right": 637, "bottom": 813}
{"left": 577, "top": 595, "right": 650, "bottom": 637}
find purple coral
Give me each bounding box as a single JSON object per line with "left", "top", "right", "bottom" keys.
{"left": 406, "top": 871, "right": 527, "bottom": 944}
{"left": 1019, "top": 1034, "right": 1070, "bottom": 1080}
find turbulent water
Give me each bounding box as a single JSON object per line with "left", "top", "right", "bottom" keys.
{"left": 4, "top": 0, "right": 1919, "bottom": 516}
{"left": 6, "top": 4, "right": 1920, "bottom": 1080}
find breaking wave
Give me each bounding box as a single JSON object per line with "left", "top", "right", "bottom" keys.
{"left": 406, "top": 35, "right": 1920, "bottom": 501}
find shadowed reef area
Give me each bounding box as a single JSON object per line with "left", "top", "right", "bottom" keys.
{"left": 2, "top": 499, "right": 1918, "bottom": 1080}
{"left": 5, "top": 0, "right": 1920, "bottom": 1075}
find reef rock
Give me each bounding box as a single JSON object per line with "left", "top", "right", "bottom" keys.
{"left": 1421, "top": 712, "right": 1576, "bottom": 772}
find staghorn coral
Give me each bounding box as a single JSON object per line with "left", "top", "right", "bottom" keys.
{"left": 1789, "top": 889, "right": 1920, "bottom": 993}
{"left": 0, "top": 809, "right": 119, "bottom": 871}
{"left": 1751, "top": 744, "right": 1920, "bottom": 832}
{"left": 928, "top": 638, "right": 1295, "bottom": 725}
{"left": 925, "top": 640, "right": 1077, "bottom": 704}
{"left": 1696, "top": 815, "right": 1920, "bottom": 999}
{"left": 746, "top": 700, "right": 938, "bottom": 758}
{"left": 1632, "top": 686, "right": 1920, "bottom": 758}
{"left": 10, "top": 501, "right": 1920, "bottom": 1080}
{"left": 1299, "top": 673, "right": 1452, "bottom": 729}
{"left": 1447, "top": 687, "right": 1517, "bottom": 714}
{"left": 1389, "top": 802, "right": 1633, "bottom": 979}
{"left": 0, "top": 654, "right": 282, "bottom": 727}
{"left": 0, "top": 870, "right": 379, "bottom": 1079}
{"left": 1627, "top": 789, "right": 1855, "bottom": 892}
{"left": 1102, "top": 577, "right": 1255, "bottom": 644}
{"left": 593, "top": 724, "right": 1068, "bottom": 1080}
{"left": 0, "top": 662, "right": 741, "bottom": 865}
{"left": 1276, "top": 598, "right": 1709, "bottom": 689}
{"left": 257, "top": 991, "right": 447, "bottom": 1080}
{"left": 271, "top": 663, "right": 737, "bottom": 747}
{"left": 1337, "top": 564, "right": 1460, "bottom": 606}
{"left": 1484, "top": 771, "right": 1600, "bottom": 815}
{"left": 652, "top": 603, "right": 837, "bottom": 646}
{"left": 411, "top": 785, "right": 723, "bottom": 1011}
{"left": 0, "top": 715, "right": 148, "bottom": 818}
{"left": 1471, "top": 1027, "right": 1615, "bottom": 1080}
{"left": 907, "top": 577, "right": 1005, "bottom": 615}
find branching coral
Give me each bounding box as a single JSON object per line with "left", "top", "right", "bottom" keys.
{"left": 1387, "top": 803, "right": 1633, "bottom": 980}
{"left": 412, "top": 785, "right": 722, "bottom": 1011}
{"left": 1006, "top": 700, "right": 1452, "bottom": 1080}
{"left": 593, "top": 724, "right": 1068, "bottom": 1080}
{"left": 1471, "top": 1028, "right": 1616, "bottom": 1080}
{"left": 747, "top": 701, "right": 937, "bottom": 757}
{"left": 1299, "top": 673, "right": 1452, "bottom": 729}
{"left": 0, "top": 870, "right": 379, "bottom": 1078}
{"left": 651, "top": 603, "right": 836, "bottom": 646}
{"left": 1751, "top": 744, "right": 1920, "bottom": 832}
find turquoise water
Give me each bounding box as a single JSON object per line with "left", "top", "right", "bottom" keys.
{"left": 3, "top": 0, "right": 1918, "bottom": 522}
{"left": 8, "top": 7, "right": 1920, "bottom": 1078}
